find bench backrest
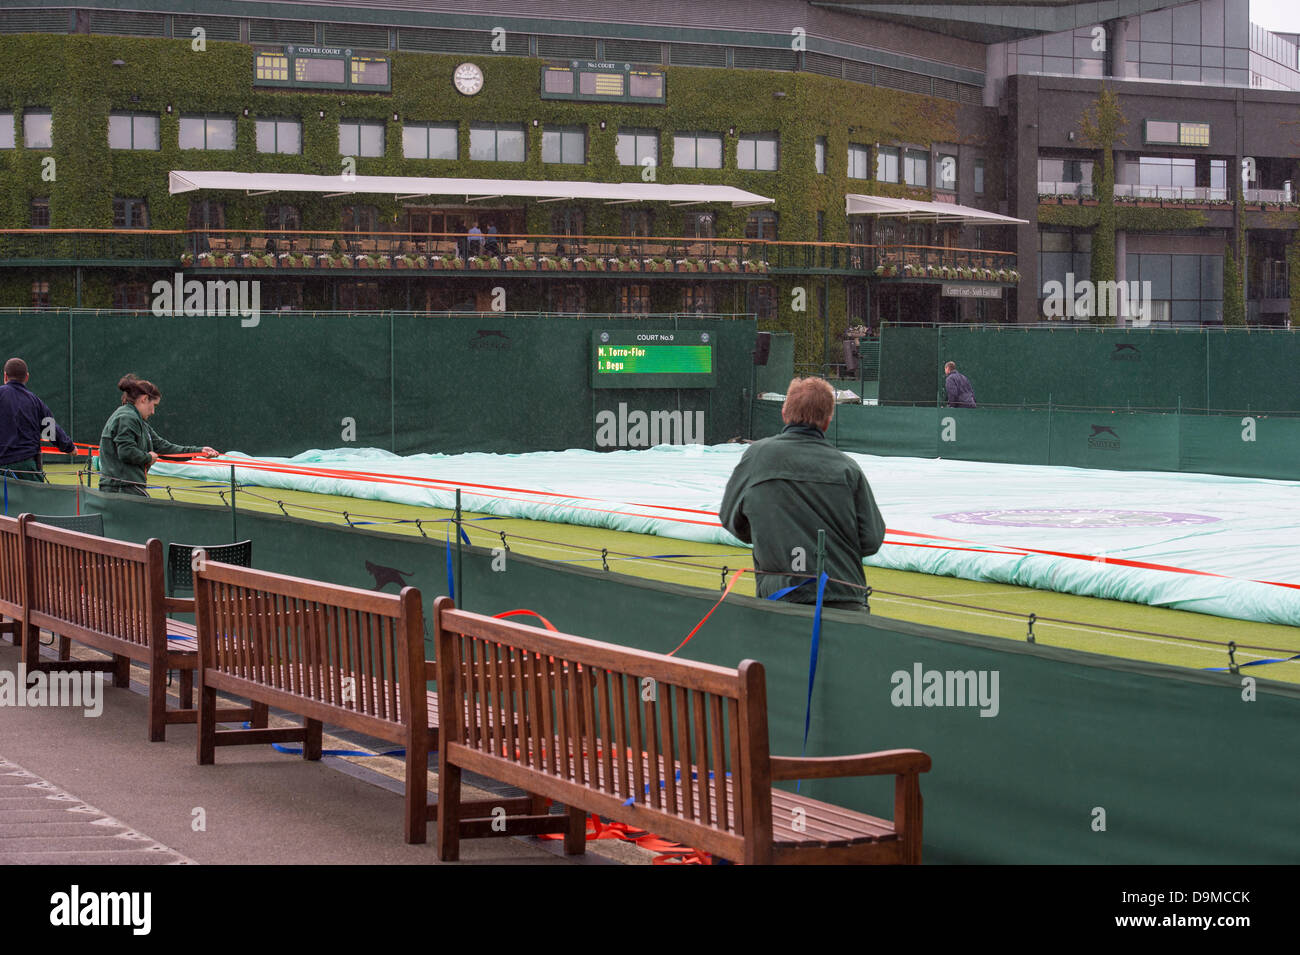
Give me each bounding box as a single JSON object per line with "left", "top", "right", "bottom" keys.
{"left": 194, "top": 561, "right": 426, "bottom": 739}
{"left": 0, "top": 515, "right": 21, "bottom": 619}
{"left": 433, "top": 597, "right": 773, "bottom": 862}
{"left": 21, "top": 514, "right": 165, "bottom": 653}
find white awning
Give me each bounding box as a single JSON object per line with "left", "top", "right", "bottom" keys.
{"left": 845, "top": 194, "right": 1028, "bottom": 225}
{"left": 169, "top": 171, "right": 773, "bottom": 207}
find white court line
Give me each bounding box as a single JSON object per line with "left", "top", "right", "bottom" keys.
{"left": 873, "top": 595, "right": 1293, "bottom": 663}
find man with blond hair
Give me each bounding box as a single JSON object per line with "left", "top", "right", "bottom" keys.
{"left": 720, "top": 376, "right": 886, "bottom": 610}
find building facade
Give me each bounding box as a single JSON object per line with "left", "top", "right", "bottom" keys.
{"left": 0, "top": 0, "right": 1296, "bottom": 361}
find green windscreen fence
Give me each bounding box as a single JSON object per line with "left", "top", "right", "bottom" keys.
{"left": 752, "top": 402, "right": 1300, "bottom": 479}
{"left": 882, "top": 325, "right": 1300, "bottom": 413}
{"left": 0, "top": 310, "right": 758, "bottom": 456}
{"left": 6, "top": 479, "right": 1298, "bottom": 864}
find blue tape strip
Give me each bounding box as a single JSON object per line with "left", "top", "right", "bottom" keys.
{"left": 445, "top": 524, "right": 455, "bottom": 601}
{"left": 271, "top": 743, "right": 407, "bottom": 757}
{"left": 1204, "top": 653, "right": 1300, "bottom": 672}
{"left": 766, "top": 578, "right": 814, "bottom": 601}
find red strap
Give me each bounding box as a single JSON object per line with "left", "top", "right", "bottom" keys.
{"left": 491, "top": 609, "right": 559, "bottom": 632}
{"left": 667, "top": 568, "right": 746, "bottom": 656}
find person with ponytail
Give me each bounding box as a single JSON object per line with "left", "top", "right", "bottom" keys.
{"left": 98, "top": 374, "right": 218, "bottom": 496}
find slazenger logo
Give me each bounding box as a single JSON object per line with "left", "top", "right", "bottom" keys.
{"left": 1110, "top": 343, "right": 1141, "bottom": 361}
{"left": 1088, "top": 424, "right": 1120, "bottom": 450}
{"left": 468, "top": 329, "right": 512, "bottom": 350}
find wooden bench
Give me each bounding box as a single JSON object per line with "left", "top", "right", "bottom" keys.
{"left": 14, "top": 515, "right": 258, "bottom": 741}
{"left": 0, "top": 515, "right": 21, "bottom": 648}
{"left": 193, "top": 561, "right": 554, "bottom": 844}
{"left": 433, "top": 596, "right": 932, "bottom": 864}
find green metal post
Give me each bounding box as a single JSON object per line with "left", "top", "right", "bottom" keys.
{"left": 230, "top": 466, "right": 237, "bottom": 542}
{"left": 815, "top": 529, "right": 826, "bottom": 589}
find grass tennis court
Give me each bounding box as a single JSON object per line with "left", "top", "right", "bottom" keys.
{"left": 37, "top": 463, "right": 1300, "bottom": 685}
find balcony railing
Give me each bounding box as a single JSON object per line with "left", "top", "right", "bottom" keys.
{"left": 1112, "top": 184, "right": 1230, "bottom": 201}
{"left": 0, "top": 229, "right": 1017, "bottom": 278}
{"left": 1038, "top": 180, "right": 1095, "bottom": 198}
{"left": 1243, "top": 187, "right": 1294, "bottom": 204}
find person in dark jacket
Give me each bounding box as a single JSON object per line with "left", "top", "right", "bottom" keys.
{"left": 98, "top": 374, "right": 218, "bottom": 496}
{"left": 0, "top": 357, "right": 75, "bottom": 481}
{"left": 719, "top": 377, "right": 886, "bottom": 610}
{"left": 944, "top": 361, "right": 977, "bottom": 408}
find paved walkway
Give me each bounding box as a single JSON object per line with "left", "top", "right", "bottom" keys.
{"left": 0, "top": 643, "right": 599, "bottom": 865}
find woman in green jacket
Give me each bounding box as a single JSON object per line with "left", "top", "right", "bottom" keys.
{"left": 98, "top": 374, "right": 218, "bottom": 495}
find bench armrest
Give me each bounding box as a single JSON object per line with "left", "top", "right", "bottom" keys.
{"left": 164, "top": 597, "right": 196, "bottom": 615}
{"left": 769, "top": 749, "right": 931, "bottom": 782}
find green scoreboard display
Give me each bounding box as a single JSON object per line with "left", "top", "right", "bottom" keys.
{"left": 591, "top": 330, "right": 716, "bottom": 389}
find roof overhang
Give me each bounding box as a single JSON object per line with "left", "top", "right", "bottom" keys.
{"left": 169, "top": 171, "right": 774, "bottom": 207}
{"left": 845, "top": 194, "right": 1028, "bottom": 225}
{"left": 811, "top": 2, "right": 1193, "bottom": 45}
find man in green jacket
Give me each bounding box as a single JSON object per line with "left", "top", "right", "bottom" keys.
{"left": 99, "top": 374, "right": 217, "bottom": 495}
{"left": 719, "top": 377, "right": 886, "bottom": 610}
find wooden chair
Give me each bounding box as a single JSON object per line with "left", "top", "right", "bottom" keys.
{"left": 434, "top": 598, "right": 932, "bottom": 865}
{"left": 15, "top": 515, "right": 258, "bottom": 741}
{"left": 192, "top": 562, "right": 551, "bottom": 844}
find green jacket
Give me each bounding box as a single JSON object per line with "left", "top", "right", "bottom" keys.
{"left": 719, "top": 424, "right": 886, "bottom": 605}
{"left": 98, "top": 404, "right": 200, "bottom": 492}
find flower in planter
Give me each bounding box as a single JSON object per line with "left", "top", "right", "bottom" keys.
{"left": 558, "top": 257, "right": 572, "bottom": 270}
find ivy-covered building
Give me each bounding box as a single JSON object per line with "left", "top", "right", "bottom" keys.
{"left": 0, "top": 0, "right": 1297, "bottom": 362}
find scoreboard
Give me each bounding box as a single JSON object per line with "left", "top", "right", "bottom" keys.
{"left": 255, "top": 46, "right": 391, "bottom": 92}
{"left": 591, "top": 330, "right": 715, "bottom": 389}
{"left": 542, "top": 61, "right": 667, "bottom": 104}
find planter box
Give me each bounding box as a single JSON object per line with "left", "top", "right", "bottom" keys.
{"left": 1081, "top": 199, "right": 1099, "bottom": 206}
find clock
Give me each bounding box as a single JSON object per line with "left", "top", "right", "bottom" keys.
{"left": 454, "top": 63, "right": 484, "bottom": 96}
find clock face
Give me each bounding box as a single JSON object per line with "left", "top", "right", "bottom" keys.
{"left": 454, "top": 63, "right": 484, "bottom": 95}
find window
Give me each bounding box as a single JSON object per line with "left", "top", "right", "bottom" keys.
{"left": 550, "top": 207, "right": 584, "bottom": 237}
{"left": 187, "top": 200, "right": 225, "bottom": 230}
{"left": 469, "top": 123, "right": 525, "bottom": 162}
{"left": 738, "top": 132, "right": 778, "bottom": 171}
{"left": 31, "top": 281, "right": 50, "bottom": 308}
{"left": 256, "top": 117, "right": 302, "bottom": 154}
{"left": 0, "top": 113, "right": 13, "bottom": 149}
{"left": 903, "top": 148, "right": 928, "bottom": 187}
{"left": 616, "top": 128, "right": 658, "bottom": 167}
{"left": 113, "top": 283, "right": 150, "bottom": 309}
{"left": 112, "top": 197, "right": 149, "bottom": 229}
{"left": 874, "top": 145, "right": 899, "bottom": 182}
{"left": 746, "top": 283, "right": 777, "bottom": 320}
{"left": 339, "top": 119, "right": 385, "bottom": 158}
{"left": 682, "top": 284, "right": 714, "bottom": 314}
{"left": 342, "top": 205, "right": 379, "bottom": 233}
{"left": 622, "top": 209, "right": 653, "bottom": 237}
{"left": 108, "top": 112, "right": 159, "bottom": 150}
{"left": 551, "top": 284, "right": 586, "bottom": 313}
{"left": 815, "top": 136, "right": 826, "bottom": 174}
{"left": 263, "top": 281, "right": 304, "bottom": 312}
{"left": 542, "top": 125, "right": 586, "bottom": 164}
{"left": 24, "top": 109, "right": 51, "bottom": 148}
{"left": 844, "top": 143, "right": 868, "bottom": 180}
{"left": 683, "top": 211, "right": 715, "bottom": 239}
{"left": 179, "top": 114, "right": 235, "bottom": 150}
{"left": 403, "top": 122, "right": 457, "bottom": 160}
{"left": 339, "top": 283, "right": 380, "bottom": 310}
{"left": 745, "top": 210, "right": 777, "bottom": 240}
{"left": 29, "top": 198, "right": 49, "bottom": 228}
{"left": 266, "top": 205, "right": 301, "bottom": 231}
{"left": 974, "top": 159, "right": 986, "bottom": 195}
{"left": 936, "top": 153, "right": 958, "bottom": 191}
{"left": 619, "top": 284, "right": 650, "bottom": 315}
{"left": 673, "top": 132, "right": 723, "bottom": 169}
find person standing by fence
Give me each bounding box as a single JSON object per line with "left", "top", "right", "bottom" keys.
{"left": 0, "top": 357, "right": 75, "bottom": 481}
